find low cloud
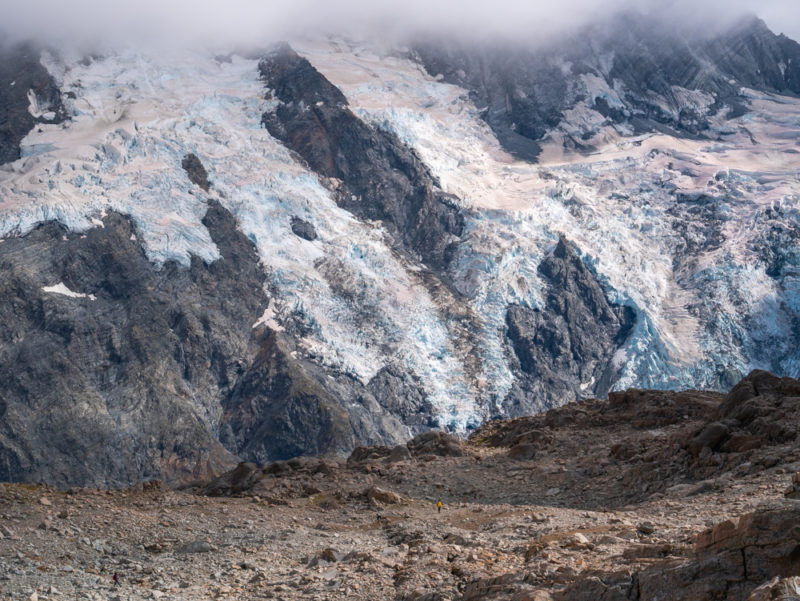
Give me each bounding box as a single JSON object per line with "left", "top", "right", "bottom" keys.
{"left": 1, "top": 0, "right": 798, "bottom": 48}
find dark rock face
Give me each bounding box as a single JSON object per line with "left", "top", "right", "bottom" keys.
{"left": 0, "top": 43, "right": 65, "bottom": 165}
{"left": 504, "top": 237, "right": 635, "bottom": 411}
{"left": 367, "top": 364, "right": 436, "bottom": 429}
{"left": 204, "top": 461, "right": 263, "bottom": 496}
{"left": 414, "top": 15, "right": 800, "bottom": 161}
{"left": 181, "top": 153, "right": 211, "bottom": 191}
{"left": 259, "top": 44, "right": 464, "bottom": 270}
{"left": 0, "top": 201, "right": 265, "bottom": 486}
{"left": 0, "top": 198, "right": 434, "bottom": 486}
{"left": 290, "top": 216, "right": 317, "bottom": 241}
{"left": 219, "top": 331, "right": 356, "bottom": 464}
{"left": 219, "top": 333, "right": 433, "bottom": 466}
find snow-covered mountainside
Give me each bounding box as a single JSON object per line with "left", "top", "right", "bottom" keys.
{"left": 0, "top": 13, "right": 798, "bottom": 486}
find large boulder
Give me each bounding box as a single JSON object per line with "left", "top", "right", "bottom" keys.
{"left": 720, "top": 370, "right": 800, "bottom": 417}
{"left": 407, "top": 431, "right": 463, "bottom": 457}
{"left": 204, "top": 462, "right": 263, "bottom": 496}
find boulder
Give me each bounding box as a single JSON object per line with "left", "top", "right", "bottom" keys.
{"left": 407, "top": 431, "right": 463, "bottom": 457}
{"left": 388, "top": 444, "right": 413, "bottom": 463}
{"left": 688, "top": 421, "right": 730, "bottom": 456}
{"left": 365, "top": 486, "right": 404, "bottom": 505}
{"left": 177, "top": 539, "right": 217, "bottom": 554}
{"left": 508, "top": 443, "right": 538, "bottom": 461}
{"left": 347, "top": 445, "right": 392, "bottom": 466}
{"left": 204, "top": 462, "right": 263, "bottom": 496}
{"left": 264, "top": 460, "right": 292, "bottom": 475}
{"left": 290, "top": 216, "right": 317, "bottom": 241}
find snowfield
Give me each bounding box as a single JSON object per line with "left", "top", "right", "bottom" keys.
{"left": 295, "top": 38, "right": 800, "bottom": 392}
{"left": 0, "top": 47, "right": 479, "bottom": 429}
{"left": 1, "top": 40, "right": 798, "bottom": 429}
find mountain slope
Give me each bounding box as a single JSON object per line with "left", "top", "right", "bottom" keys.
{"left": 414, "top": 14, "right": 800, "bottom": 161}
{"left": 0, "top": 14, "right": 798, "bottom": 485}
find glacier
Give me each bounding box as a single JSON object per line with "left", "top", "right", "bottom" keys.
{"left": 293, "top": 38, "right": 800, "bottom": 394}
{"left": 0, "top": 38, "right": 798, "bottom": 434}
{"left": 0, "top": 47, "right": 480, "bottom": 429}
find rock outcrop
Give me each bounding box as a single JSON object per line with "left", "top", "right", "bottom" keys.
{"left": 0, "top": 201, "right": 263, "bottom": 487}
{"left": 259, "top": 43, "right": 464, "bottom": 271}
{"left": 504, "top": 237, "right": 635, "bottom": 412}
{"left": 0, "top": 194, "right": 422, "bottom": 487}
{"left": 0, "top": 42, "right": 65, "bottom": 164}
{"left": 557, "top": 505, "right": 800, "bottom": 601}
{"left": 181, "top": 153, "right": 211, "bottom": 191}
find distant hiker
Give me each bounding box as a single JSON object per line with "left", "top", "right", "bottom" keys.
{"left": 112, "top": 572, "right": 120, "bottom": 586}
{"left": 376, "top": 513, "right": 383, "bottom": 522}
{"left": 437, "top": 500, "right": 443, "bottom": 513}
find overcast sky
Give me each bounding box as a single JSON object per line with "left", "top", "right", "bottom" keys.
{"left": 1, "top": 0, "right": 798, "bottom": 48}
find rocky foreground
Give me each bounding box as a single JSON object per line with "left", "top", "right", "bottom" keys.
{"left": 1, "top": 370, "right": 799, "bottom": 600}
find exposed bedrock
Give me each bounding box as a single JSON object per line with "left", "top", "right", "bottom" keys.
{"left": 259, "top": 43, "right": 464, "bottom": 271}
{"left": 556, "top": 505, "right": 800, "bottom": 601}
{"left": 503, "top": 237, "right": 635, "bottom": 413}
{"left": 0, "top": 200, "right": 264, "bottom": 487}
{"left": 0, "top": 42, "right": 65, "bottom": 165}
{"left": 0, "top": 197, "right": 433, "bottom": 486}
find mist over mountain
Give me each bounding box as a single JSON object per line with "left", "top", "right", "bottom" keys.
{"left": 1, "top": 0, "right": 799, "bottom": 47}
{"left": 0, "top": 5, "right": 798, "bottom": 486}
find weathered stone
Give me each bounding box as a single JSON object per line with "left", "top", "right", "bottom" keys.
{"left": 388, "top": 444, "right": 413, "bottom": 463}
{"left": 504, "top": 237, "right": 635, "bottom": 412}
{"left": 177, "top": 540, "right": 217, "bottom": 554}
{"left": 508, "top": 443, "right": 538, "bottom": 461}
{"left": 688, "top": 422, "right": 730, "bottom": 456}
{"left": 290, "top": 216, "right": 317, "bottom": 241}
{"left": 181, "top": 153, "right": 211, "bottom": 191}
{"left": 204, "top": 462, "right": 263, "bottom": 496}
{"left": 407, "top": 431, "right": 463, "bottom": 458}
{"left": 365, "top": 486, "right": 404, "bottom": 505}
{"left": 747, "top": 577, "right": 800, "bottom": 601}
{"left": 348, "top": 446, "right": 392, "bottom": 466}
{"left": 637, "top": 522, "right": 657, "bottom": 536}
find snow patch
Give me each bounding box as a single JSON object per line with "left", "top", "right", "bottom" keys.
{"left": 252, "top": 306, "right": 284, "bottom": 331}
{"left": 42, "top": 282, "right": 96, "bottom": 301}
